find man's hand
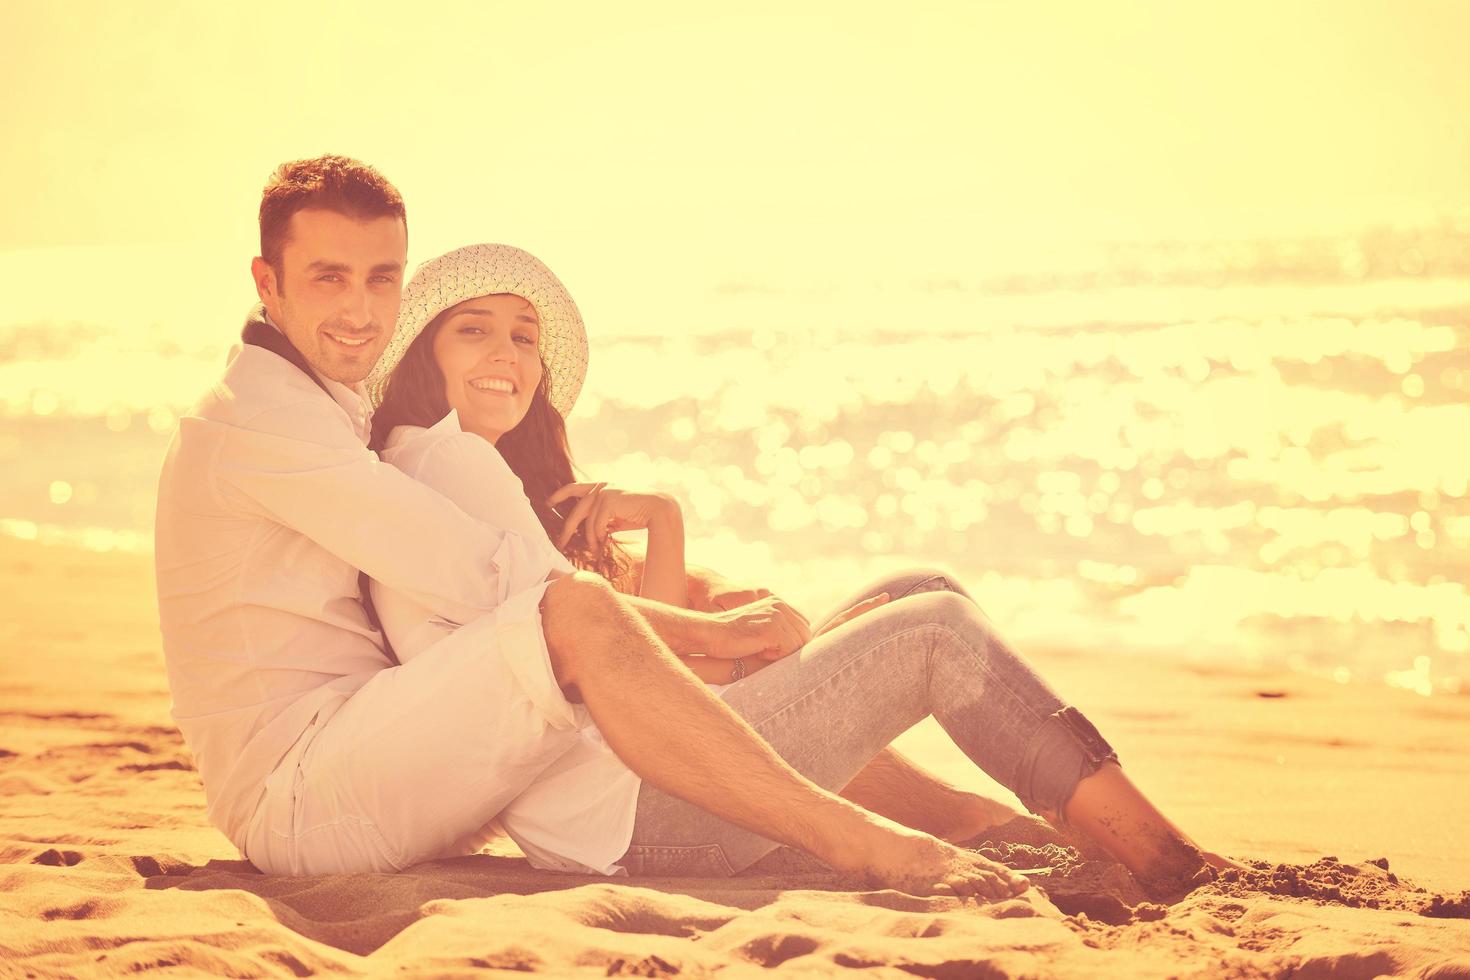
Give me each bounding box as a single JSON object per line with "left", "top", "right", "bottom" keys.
{"left": 686, "top": 564, "right": 779, "bottom": 613}
{"left": 704, "top": 597, "right": 812, "bottom": 661}
{"left": 707, "top": 583, "right": 772, "bottom": 612}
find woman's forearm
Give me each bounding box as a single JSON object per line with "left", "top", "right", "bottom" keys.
{"left": 637, "top": 498, "right": 688, "bottom": 607}
{"left": 623, "top": 536, "right": 727, "bottom": 612}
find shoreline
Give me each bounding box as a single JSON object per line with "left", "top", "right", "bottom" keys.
{"left": 2, "top": 517, "right": 1465, "bottom": 700}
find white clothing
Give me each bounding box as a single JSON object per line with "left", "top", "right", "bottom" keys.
{"left": 373, "top": 414, "right": 642, "bottom": 875}
{"left": 372, "top": 412, "right": 574, "bottom": 661}
{"left": 239, "top": 590, "right": 597, "bottom": 875}
{"left": 154, "top": 336, "right": 573, "bottom": 870}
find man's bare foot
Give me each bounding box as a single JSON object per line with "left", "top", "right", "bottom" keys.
{"left": 837, "top": 818, "right": 1031, "bottom": 901}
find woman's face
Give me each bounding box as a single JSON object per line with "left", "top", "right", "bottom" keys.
{"left": 431, "top": 293, "right": 544, "bottom": 444}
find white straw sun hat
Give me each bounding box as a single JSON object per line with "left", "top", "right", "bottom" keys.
{"left": 367, "top": 243, "right": 589, "bottom": 416}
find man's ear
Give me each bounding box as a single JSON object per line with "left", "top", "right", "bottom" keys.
{"left": 251, "top": 256, "right": 278, "bottom": 306}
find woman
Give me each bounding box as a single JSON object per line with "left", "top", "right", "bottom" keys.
{"left": 367, "top": 248, "right": 788, "bottom": 685}
{"left": 365, "top": 243, "right": 1230, "bottom": 893}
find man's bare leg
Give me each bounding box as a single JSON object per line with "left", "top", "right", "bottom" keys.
{"left": 541, "top": 574, "right": 1029, "bottom": 900}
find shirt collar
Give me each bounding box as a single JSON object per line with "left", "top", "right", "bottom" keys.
{"left": 383, "top": 409, "right": 466, "bottom": 453}
{"left": 258, "top": 307, "right": 375, "bottom": 445}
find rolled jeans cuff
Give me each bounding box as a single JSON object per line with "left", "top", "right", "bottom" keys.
{"left": 1013, "top": 706, "right": 1119, "bottom": 818}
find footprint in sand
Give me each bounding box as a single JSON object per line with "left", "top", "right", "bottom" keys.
{"left": 32, "top": 848, "right": 84, "bottom": 867}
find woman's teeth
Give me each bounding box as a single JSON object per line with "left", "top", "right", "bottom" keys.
{"left": 469, "top": 378, "right": 515, "bottom": 394}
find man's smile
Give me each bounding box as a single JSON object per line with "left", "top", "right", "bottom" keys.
{"left": 324, "top": 331, "right": 376, "bottom": 349}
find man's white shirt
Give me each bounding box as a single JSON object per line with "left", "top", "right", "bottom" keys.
{"left": 154, "top": 339, "right": 559, "bottom": 854}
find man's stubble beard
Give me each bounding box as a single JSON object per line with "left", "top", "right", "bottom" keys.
{"left": 271, "top": 277, "right": 390, "bottom": 386}
{"left": 323, "top": 317, "right": 391, "bottom": 386}
{"left": 276, "top": 303, "right": 367, "bottom": 386}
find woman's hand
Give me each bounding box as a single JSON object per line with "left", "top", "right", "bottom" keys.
{"left": 704, "top": 596, "right": 813, "bottom": 661}
{"left": 548, "top": 483, "right": 681, "bottom": 552}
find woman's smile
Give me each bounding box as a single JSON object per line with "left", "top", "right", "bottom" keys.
{"left": 430, "top": 293, "right": 545, "bottom": 444}
{"left": 468, "top": 375, "right": 518, "bottom": 394}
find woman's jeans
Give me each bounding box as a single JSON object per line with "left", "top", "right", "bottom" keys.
{"left": 618, "top": 567, "right": 1118, "bottom": 876}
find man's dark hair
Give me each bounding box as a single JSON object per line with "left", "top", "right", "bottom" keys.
{"left": 259, "top": 155, "right": 407, "bottom": 281}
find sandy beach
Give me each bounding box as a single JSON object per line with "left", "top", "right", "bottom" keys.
{"left": 2, "top": 535, "right": 1468, "bottom": 978}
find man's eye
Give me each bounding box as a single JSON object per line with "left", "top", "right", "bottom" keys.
{"left": 318, "top": 274, "right": 341, "bottom": 283}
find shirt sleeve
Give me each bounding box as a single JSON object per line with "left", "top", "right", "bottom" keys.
{"left": 407, "top": 431, "right": 576, "bottom": 577}
{"left": 204, "top": 398, "right": 547, "bottom": 625}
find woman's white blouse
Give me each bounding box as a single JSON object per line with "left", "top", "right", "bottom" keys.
{"left": 373, "top": 412, "right": 642, "bottom": 874}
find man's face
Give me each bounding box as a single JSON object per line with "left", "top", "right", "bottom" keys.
{"left": 252, "top": 208, "right": 407, "bottom": 385}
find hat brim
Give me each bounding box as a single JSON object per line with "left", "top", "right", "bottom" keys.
{"left": 368, "top": 243, "right": 588, "bottom": 418}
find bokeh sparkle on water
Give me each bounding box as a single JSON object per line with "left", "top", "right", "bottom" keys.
{"left": 570, "top": 306, "right": 1470, "bottom": 697}
{"left": 2, "top": 240, "right": 1468, "bottom": 696}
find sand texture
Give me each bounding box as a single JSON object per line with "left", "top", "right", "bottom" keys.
{"left": 2, "top": 536, "right": 1468, "bottom": 978}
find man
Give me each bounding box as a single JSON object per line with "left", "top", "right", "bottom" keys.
{"left": 155, "top": 155, "right": 1211, "bottom": 899}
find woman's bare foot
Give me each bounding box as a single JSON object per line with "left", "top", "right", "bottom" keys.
{"left": 1135, "top": 852, "right": 1217, "bottom": 902}
{"left": 953, "top": 811, "right": 1106, "bottom": 859}
{"left": 1203, "top": 850, "right": 1246, "bottom": 872}
{"left": 1058, "top": 761, "right": 1216, "bottom": 899}
{"left": 938, "top": 794, "right": 1021, "bottom": 844}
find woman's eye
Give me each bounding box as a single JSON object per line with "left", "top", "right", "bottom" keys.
{"left": 514, "top": 334, "right": 536, "bottom": 345}
{"left": 458, "top": 326, "right": 484, "bottom": 335}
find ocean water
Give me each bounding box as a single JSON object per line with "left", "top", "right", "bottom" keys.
{"left": 3, "top": 232, "right": 1468, "bottom": 696}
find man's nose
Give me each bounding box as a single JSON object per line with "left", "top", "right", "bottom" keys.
{"left": 340, "top": 284, "right": 373, "bottom": 329}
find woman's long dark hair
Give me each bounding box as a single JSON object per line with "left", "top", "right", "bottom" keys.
{"left": 370, "top": 307, "right": 632, "bottom": 587}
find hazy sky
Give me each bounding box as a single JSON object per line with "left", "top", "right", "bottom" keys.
{"left": 3, "top": 1, "right": 1468, "bottom": 328}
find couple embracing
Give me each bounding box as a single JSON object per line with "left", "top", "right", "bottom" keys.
{"left": 155, "top": 154, "right": 1228, "bottom": 899}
